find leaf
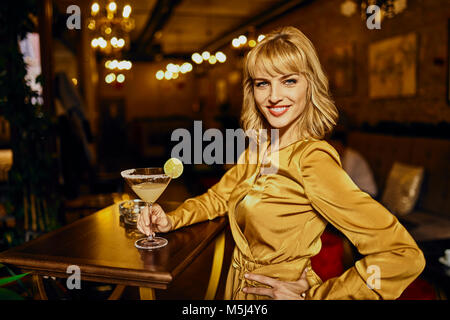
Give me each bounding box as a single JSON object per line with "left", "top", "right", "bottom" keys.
{"left": 0, "top": 288, "right": 25, "bottom": 300}
{"left": 0, "top": 272, "right": 30, "bottom": 287}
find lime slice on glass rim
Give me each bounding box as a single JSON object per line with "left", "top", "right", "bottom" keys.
{"left": 164, "top": 157, "right": 184, "bottom": 179}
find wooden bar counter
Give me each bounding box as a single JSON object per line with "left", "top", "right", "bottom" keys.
{"left": 0, "top": 201, "right": 227, "bottom": 300}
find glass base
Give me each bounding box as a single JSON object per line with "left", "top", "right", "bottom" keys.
{"left": 134, "top": 237, "right": 168, "bottom": 250}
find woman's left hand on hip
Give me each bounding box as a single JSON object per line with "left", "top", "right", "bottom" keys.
{"left": 242, "top": 268, "right": 310, "bottom": 300}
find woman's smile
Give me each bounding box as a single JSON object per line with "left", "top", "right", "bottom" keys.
{"left": 266, "top": 105, "right": 291, "bottom": 117}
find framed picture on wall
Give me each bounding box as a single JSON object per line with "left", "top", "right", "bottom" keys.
{"left": 368, "top": 32, "right": 418, "bottom": 99}
{"left": 326, "top": 42, "right": 356, "bottom": 97}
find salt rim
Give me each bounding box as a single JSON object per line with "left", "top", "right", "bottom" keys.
{"left": 120, "top": 169, "right": 170, "bottom": 180}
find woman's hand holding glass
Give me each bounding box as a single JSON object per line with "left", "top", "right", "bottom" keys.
{"left": 137, "top": 203, "right": 172, "bottom": 238}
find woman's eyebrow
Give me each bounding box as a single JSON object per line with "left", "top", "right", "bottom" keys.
{"left": 280, "top": 73, "right": 299, "bottom": 79}
{"left": 253, "top": 73, "right": 299, "bottom": 81}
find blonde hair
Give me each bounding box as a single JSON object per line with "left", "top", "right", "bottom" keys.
{"left": 240, "top": 26, "right": 338, "bottom": 140}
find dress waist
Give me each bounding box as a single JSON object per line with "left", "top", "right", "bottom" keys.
{"left": 229, "top": 247, "right": 322, "bottom": 299}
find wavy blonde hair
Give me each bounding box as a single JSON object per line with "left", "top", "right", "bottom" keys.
{"left": 241, "top": 26, "right": 338, "bottom": 141}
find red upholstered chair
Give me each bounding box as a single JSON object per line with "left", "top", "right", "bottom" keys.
{"left": 311, "top": 230, "right": 345, "bottom": 281}
{"left": 311, "top": 231, "right": 439, "bottom": 300}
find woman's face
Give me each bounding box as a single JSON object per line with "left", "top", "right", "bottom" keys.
{"left": 253, "top": 68, "right": 309, "bottom": 136}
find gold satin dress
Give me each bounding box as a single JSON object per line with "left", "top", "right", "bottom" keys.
{"left": 166, "top": 139, "right": 426, "bottom": 300}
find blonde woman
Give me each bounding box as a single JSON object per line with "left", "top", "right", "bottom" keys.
{"left": 138, "top": 26, "right": 425, "bottom": 300}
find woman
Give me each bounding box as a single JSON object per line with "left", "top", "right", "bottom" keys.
{"left": 137, "top": 26, "right": 425, "bottom": 300}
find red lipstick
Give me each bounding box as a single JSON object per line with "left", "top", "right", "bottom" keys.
{"left": 267, "top": 105, "right": 290, "bottom": 117}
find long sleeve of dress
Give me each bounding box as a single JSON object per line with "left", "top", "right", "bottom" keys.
{"left": 166, "top": 163, "right": 242, "bottom": 230}
{"left": 300, "top": 141, "right": 426, "bottom": 300}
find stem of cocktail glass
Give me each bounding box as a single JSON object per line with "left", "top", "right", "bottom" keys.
{"left": 147, "top": 202, "right": 154, "bottom": 241}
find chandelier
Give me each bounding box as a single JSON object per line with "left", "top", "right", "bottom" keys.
{"left": 341, "top": 0, "right": 408, "bottom": 21}
{"left": 88, "top": 1, "right": 135, "bottom": 54}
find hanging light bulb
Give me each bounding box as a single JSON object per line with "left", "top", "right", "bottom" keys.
{"left": 164, "top": 71, "right": 173, "bottom": 80}
{"left": 116, "top": 74, "right": 125, "bottom": 83}
{"left": 122, "top": 4, "right": 132, "bottom": 18}
{"left": 91, "top": 3, "right": 100, "bottom": 16}
{"left": 108, "top": 2, "right": 117, "bottom": 12}
{"left": 202, "top": 51, "right": 210, "bottom": 60}
{"left": 192, "top": 53, "right": 203, "bottom": 64}
{"left": 215, "top": 52, "right": 226, "bottom": 63}
{"left": 156, "top": 70, "right": 164, "bottom": 80}
{"left": 232, "top": 38, "right": 240, "bottom": 48}
{"left": 208, "top": 56, "right": 217, "bottom": 64}
{"left": 238, "top": 35, "right": 247, "bottom": 45}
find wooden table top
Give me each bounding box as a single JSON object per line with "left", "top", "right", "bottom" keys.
{"left": 0, "top": 201, "right": 227, "bottom": 289}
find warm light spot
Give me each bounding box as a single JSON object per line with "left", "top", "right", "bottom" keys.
{"left": 105, "top": 60, "right": 111, "bottom": 69}
{"left": 72, "top": 78, "right": 78, "bottom": 86}
{"left": 180, "top": 62, "right": 192, "bottom": 73}
{"left": 116, "top": 74, "right": 125, "bottom": 83}
{"left": 91, "top": 3, "right": 100, "bottom": 15}
{"left": 238, "top": 35, "right": 247, "bottom": 45}
{"left": 172, "top": 72, "right": 179, "bottom": 80}
{"left": 257, "top": 34, "right": 265, "bottom": 42}
{"left": 117, "top": 38, "right": 125, "bottom": 48}
{"left": 88, "top": 20, "right": 96, "bottom": 30}
{"left": 156, "top": 70, "right": 164, "bottom": 80}
{"left": 123, "top": 4, "right": 132, "bottom": 18}
{"left": 192, "top": 53, "right": 203, "bottom": 64}
{"left": 108, "top": 2, "right": 117, "bottom": 12}
{"left": 201, "top": 51, "right": 210, "bottom": 60}
{"left": 164, "top": 71, "right": 173, "bottom": 80}
{"left": 105, "top": 27, "right": 112, "bottom": 35}
{"left": 232, "top": 38, "right": 240, "bottom": 48}
{"left": 118, "top": 61, "right": 127, "bottom": 70}
{"left": 110, "top": 59, "right": 118, "bottom": 69}
{"left": 166, "top": 63, "right": 179, "bottom": 73}
{"left": 248, "top": 40, "right": 256, "bottom": 47}
{"left": 91, "top": 38, "right": 99, "bottom": 48}
{"left": 208, "top": 56, "right": 217, "bottom": 64}
{"left": 105, "top": 73, "right": 116, "bottom": 83}
{"left": 215, "top": 51, "right": 226, "bottom": 63}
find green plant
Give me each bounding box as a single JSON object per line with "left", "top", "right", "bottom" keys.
{"left": 0, "top": 1, "right": 61, "bottom": 242}
{"left": 0, "top": 263, "right": 30, "bottom": 300}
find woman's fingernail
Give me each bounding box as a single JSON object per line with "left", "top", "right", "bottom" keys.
{"left": 242, "top": 288, "right": 247, "bottom": 292}
{"left": 244, "top": 273, "right": 249, "bottom": 278}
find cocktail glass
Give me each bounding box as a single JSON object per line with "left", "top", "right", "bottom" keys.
{"left": 121, "top": 168, "right": 171, "bottom": 249}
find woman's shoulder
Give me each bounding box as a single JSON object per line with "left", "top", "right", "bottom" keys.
{"left": 290, "top": 139, "right": 341, "bottom": 166}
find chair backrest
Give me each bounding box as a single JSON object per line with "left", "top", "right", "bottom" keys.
{"left": 347, "top": 132, "right": 450, "bottom": 218}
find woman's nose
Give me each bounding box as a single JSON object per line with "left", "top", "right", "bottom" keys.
{"left": 268, "top": 85, "right": 282, "bottom": 104}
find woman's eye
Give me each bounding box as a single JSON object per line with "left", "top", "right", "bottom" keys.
{"left": 284, "top": 78, "right": 297, "bottom": 85}
{"left": 255, "top": 81, "right": 268, "bottom": 87}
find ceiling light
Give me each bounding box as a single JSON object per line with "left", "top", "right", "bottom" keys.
{"left": 164, "top": 71, "right": 173, "bottom": 80}
{"left": 116, "top": 74, "right": 125, "bottom": 83}
{"left": 108, "top": 2, "right": 117, "bottom": 12}
{"left": 91, "top": 3, "right": 100, "bottom": 15}
{"left": 123, "top": 5, "right": 132, "bottom": 18}
{"left": 215, "top": 52, "right": 226, "bottom": 63}
{"left": 208, "top": 56, "right": 217, "bottom": 64}
{"left": 202, "top": 51, "right": 210, "bottom": 60}
{"left": 192, "top": 53, "right": 203, "bottom": 64}
{"left": 156, "top": 70, "right": 164, "bottom": 80}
